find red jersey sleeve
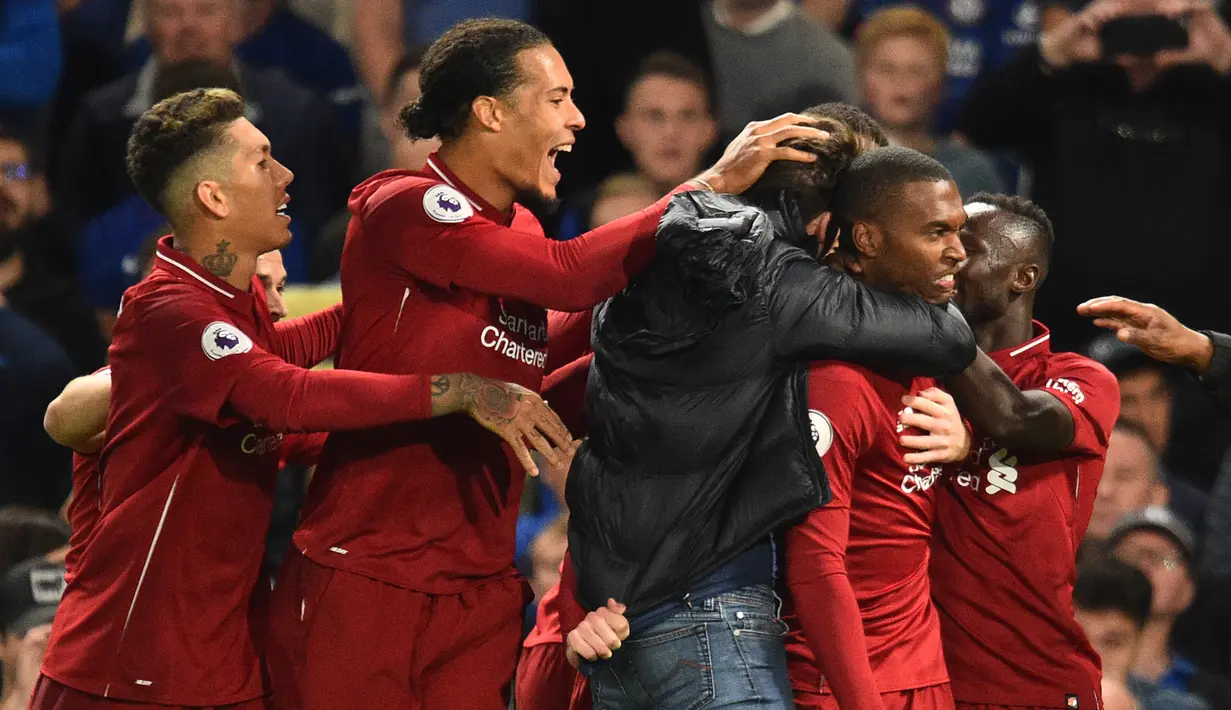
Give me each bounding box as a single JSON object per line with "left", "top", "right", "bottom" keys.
{"left": 786, "top": 362, "right": 883, "bottom": 710}
{"left": 1038, "top": 355, "right": 1121, "bottom": 457}
{"left": 546, "top": 309, "right": 593, "bottom": 374}
{"left": 270, "top": 304, "right": 342, "bottom": 368}
{"left": 542, "top": 353, "right": 591, "bottom": 437}
{"left": 137, "top": 291, "right": 431, "bottom": 432}
{"left": 360, "top": 183, "right": 677, "bottom": 312}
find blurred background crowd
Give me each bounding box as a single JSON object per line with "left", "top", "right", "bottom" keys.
{"left": 2, "top": 0, "right": 1231, "bottom": 708}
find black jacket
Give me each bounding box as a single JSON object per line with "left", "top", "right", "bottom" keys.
{"left": 567, "top": 191, "right": 976, "bottom": 614}
{"left": 1203, "top": 331, "right": 1231, "bottom": 411}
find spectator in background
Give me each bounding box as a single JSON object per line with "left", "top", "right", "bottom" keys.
{"left": 0, "top": 0, "right": 62, "bottom": 159}
{"left": 957, "top": 0, "right": 1231, "bottom": 349}
{"left": 354, "top": 0, "right": 529, "bottom": 101}
{"left": 1089, "top": 423, "right": 1169, "bottom": 545}
{"left": 1089, "top": 335, "right": 1213, "bottom": 536}
{"left": 589, "top": 173, "right": 659, "bottom": 229}
{"left": 0, "top": 508, "right": 69, "bottom": 574}
{"left": 0, "top": 126, "right": 104, "bottom": 372}
{"left": 855, "top": 6, "right": 1006, "bottom": 197}
{"left": 704, "top": 0, "right": 858, "bottom": 140}
{"left": 81, "top": 219, "right": 167, "bottom": 342}
{"left": 0, "top": 302, "right": 73, "bottom": 511}
{"left": 57, "top": 0, "right": 348, "bottom": 282}
{"left": 556, "top": 51, "right": 717, "bottom": 238}
{"left": 527, "top": 514, "right": 568, "bottom": 603}
{"left": 1075, "top": 554, "right": 1210, "bottom": 710}
{"left": 0, "top": 558, "right": 66, "bottom": 710}
{"left": 818, "top": 0, "right": 1040, "bottom": 132}
{"left": 1110, "top": 507, "right": 1231, "bottom": 710}
{"left": 126, "top": 0, "right": 364, "bottom": 137}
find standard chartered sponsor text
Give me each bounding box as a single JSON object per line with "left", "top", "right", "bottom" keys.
{"left": 481, "top": 325, "right": 547, "bottom": 368}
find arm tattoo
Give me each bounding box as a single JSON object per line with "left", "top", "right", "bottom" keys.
{"left": 431, "top": 375, "right": 451, "bottom": 397}
{"left": 202, "top": 240, "right": 238, "bottom": 277}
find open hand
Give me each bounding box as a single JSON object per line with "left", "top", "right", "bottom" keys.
{"left": 693, "top": 113, "right": 830, "bottom": 194}
{"left": 460, "top": 377, "right": 578, "bottom": 476}
{"left": 899, "top": 388, "right": 971, "bottom": 464}
{"left": 1077, "top": 295, "right": 1214, "bottom": 372}
{"left": 565, "top": 598, "right": 630, "bottom": 668}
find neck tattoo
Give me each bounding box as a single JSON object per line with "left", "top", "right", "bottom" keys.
{"left": 202, "top": 240, "right": 238, "bottom": 278}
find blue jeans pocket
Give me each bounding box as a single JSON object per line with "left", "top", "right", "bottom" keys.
{"left": 614, "top": 623, "right": 717, "bottom": 710}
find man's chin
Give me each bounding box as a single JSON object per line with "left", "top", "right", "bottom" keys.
{"left": 514, "top": 188, "right": 561, "bottom": 217}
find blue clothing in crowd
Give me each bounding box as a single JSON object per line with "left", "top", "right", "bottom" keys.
{"left": 403, "top": 0, "right": 529, "bottom": 45}
{"left": 0, "top": 0, "right": 62, "bottom": 106}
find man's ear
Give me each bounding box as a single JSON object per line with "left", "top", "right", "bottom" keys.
{"left": 472, "top": 95, "right": 507, "bottom": 133}
{"left": 850, "top": 221, "right": 881, "bottom": 259}
{"left": 195, "top": 180, "right": 229, "bottom": 220}
{"left": 1013, "top": 264, "right": 1041, "bottom": 294}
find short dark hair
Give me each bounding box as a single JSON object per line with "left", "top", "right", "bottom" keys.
{"left": 830, "top": 146, "right": 953, "bottom": 253}
{"left": 1074, "top": 555, "right": 1153, "bottom": 629}
{"left": 0, "top": 507, "right": 70, "bottom": 576}
{"left": 399, "top": 18, "right": 551, "bottom": 141}
{"left": 744, "top": 116, "right": 861, "bottom": 224}
{"left": 805, "top": 103, "right": 889, "bottom": 148}
{"left": 966, "top": 192, "right": 1054, "bottom": 269}
{"left": 126, "top": 88, "right": 246, "bottom": 217}
{"left": 384, "top": 45, "right": 430, "bottom": 107}
{"left": 624, "top": 51, "right": 712, "bottom": 112}
{"left": 152, "top": 60, "right": 241, "bottom": 104}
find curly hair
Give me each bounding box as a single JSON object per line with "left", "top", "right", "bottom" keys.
{"left": 125, "top": 87, "right": 246, "bottom": 218}
{"left": 399, "top": 18, "right": 551, "bottom": 141}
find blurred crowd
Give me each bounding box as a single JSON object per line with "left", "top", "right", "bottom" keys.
{"left": 3, "top": 0, "right": 1231, "bottom": 708}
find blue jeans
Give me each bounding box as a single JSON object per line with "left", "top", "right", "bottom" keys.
{"left": 589, "top": 584, "right": 795, "bottom": 709}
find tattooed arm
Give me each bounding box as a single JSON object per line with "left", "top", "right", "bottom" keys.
{"left": 429, "top": 374, "right": 581, "bottom": 475}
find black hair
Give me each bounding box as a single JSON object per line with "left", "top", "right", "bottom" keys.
{"left": 624, "top": 51, "right": 712, "bottom": 112}
{"left": 399, "top": 18, "right": 551, "bottom": 141}
{"left": 1074, "top": 554, "right": 1153, "bottom": 629}
{"left": 152, "top": 59, "right": 242, "bottom": 103}
{"left": 966, "top": 191, "right": 1054, "bottom": 270}
{"left": 384, "top": 45, "right": 430, "bottom": 106}
{"left": 806, "top": 103, "right": 889, "bottom": 148}
{"left": 126, "top": 88, "right": 246, "bottom": 217}
{"left": 744, "top": 116, "right": 861, "bottom": 225}
{"left": 830, "top": 146, "right": 953, "bottom": 254}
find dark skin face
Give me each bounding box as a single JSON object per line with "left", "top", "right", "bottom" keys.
{"left": 846, "top": 179, "right": 967, "bottom": 304}
{"left": 953, "top": 203, "right": 1043, "bottom": 325}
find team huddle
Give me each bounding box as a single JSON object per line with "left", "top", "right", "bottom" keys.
{"left": 31, "top": 16, "right": 1123, "bottom": 710}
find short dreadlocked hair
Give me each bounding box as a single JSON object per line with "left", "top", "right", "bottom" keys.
{"left": 126, "top": 88, "right": 245, "bottom": 220}
{"left": 399, "top": 18, "right": 551, "bottom": 141}
{"left": 965, "top": 192, "right": 1055, "bottom": 270}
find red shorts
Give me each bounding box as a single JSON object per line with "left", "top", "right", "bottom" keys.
{"left": 29, "top": 676, "right": 268, "bottom": 709}
{"left": 797, "top": 683, "right": 955, "bottom": 710}
{"left": 515, "top": 643, "right": 592, "bottom": 710}
{"left": 266, "top": 551, "right": 530, "bottom": 710}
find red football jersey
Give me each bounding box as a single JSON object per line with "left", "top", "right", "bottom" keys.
{"left": 930, "top": 323, "right": 1119, "bottom": 708}
{"left": 62, "top": 367, "right": 110, "bottom": 584}
{"left": 42, "top": 243, "right": 294, "bottom": 704}
{"left": 785, "top": 362, "right": 949, "bottom": 697}
{"left": 42, "top": 240, "right": 427, "bottom": 705}
{"left": 293, "top": 155, "right": 672, "bottom": 593}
